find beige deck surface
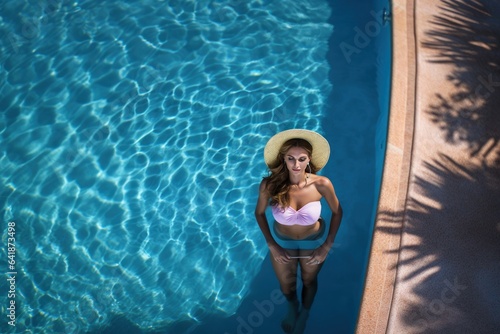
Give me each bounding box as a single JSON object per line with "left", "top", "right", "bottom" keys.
{"left": 356, "top": 0, "right": 500, "bottom": 333}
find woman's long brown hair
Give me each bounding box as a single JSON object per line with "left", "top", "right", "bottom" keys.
{"left": 264, "top": 138, "right": 318, "bottom": 208}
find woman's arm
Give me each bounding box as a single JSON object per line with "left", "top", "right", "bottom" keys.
{"left": 317, "top": 176, "right": 343, "bottom": 248}
{"left": 255, "top": 180, "right": 291, "bottom": 263}
{"left": 254, "top": 179, "right": 278, "bottom": 247}
{"left": 306, "top": 176, "right": 343, "bottom": 265}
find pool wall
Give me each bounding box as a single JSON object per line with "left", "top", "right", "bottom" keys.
{"left": 356, "top": 0, "right": 417, "bottom": 331}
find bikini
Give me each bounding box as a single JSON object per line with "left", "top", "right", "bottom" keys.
{"left": 271, "top": 201, "right": 326, "bottom": 242}
{"left": 272, "top": 201, "right": 321, "bottom": 226}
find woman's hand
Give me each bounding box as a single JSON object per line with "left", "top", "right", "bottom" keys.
{"left": 306, "top": 244, "right": 331, "bottom": 265}
{"left": 268, "top": 243, "right": 291, "bottom": 264}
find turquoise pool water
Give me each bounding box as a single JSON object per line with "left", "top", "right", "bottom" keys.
{"left": 0, "top": 0, "right": 391, "bottom": 333}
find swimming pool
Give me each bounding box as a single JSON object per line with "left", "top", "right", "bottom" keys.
{"left": 0, "top": 0, "right": 391, "bottom": 333}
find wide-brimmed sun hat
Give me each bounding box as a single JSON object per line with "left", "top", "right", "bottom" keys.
{"left": 264, "top": 129, "right": 330, "bottom": 170}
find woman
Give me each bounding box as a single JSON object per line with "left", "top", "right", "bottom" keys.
{"left": 255, "top": 129, "right": 343, "bottom": 334}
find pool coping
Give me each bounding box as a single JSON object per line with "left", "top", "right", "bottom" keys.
{"left": 355, "top": 0, "right": 417, "bottom": 332}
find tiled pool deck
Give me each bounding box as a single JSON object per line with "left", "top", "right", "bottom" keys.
{"left": 357, "top": 0, "right": 500, "bottom": 333}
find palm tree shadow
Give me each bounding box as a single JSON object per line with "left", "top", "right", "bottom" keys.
{"left": 378, "top": 153, "right": 500, "bottom": 333}
{"left": 376, "top": 0, "right": 500, "bottom": 332}
{"left": 422, "top": 0, "right": 500, "bottom": 164}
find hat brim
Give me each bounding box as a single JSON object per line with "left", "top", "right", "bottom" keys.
{"left": 264, "top": 129, "right": 330, "bottom": 170}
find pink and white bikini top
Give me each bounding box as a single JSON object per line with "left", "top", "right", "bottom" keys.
{"left": 272, "top": 201, "right": 321, "bottom": 226}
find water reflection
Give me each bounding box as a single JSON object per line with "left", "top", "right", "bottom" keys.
{"left": 0, "top": 0, "right": 332, "bottom": 333}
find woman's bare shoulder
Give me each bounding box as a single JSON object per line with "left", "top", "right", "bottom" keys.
{"left": 311, "top": 174, "right": 332, "bottom": 186}
{"left": 311, "top": 175, "right": 334, "bottom": 196}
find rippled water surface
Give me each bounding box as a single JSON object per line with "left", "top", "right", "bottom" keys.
{"left": 0, "top": 0, "right": 333, "bottom": 332}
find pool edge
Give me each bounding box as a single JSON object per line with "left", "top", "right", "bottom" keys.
{"left": 355, "top": 0, "right": 417, "bottom": 333}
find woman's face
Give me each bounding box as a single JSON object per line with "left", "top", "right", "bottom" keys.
{"left": 284, "top": 146, "right": 310, "bottom": 176}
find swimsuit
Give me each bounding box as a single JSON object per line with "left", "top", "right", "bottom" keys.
{"left": 271, "top": 201, "right": 321, "bottom": 226}
{"left": 271, "top": 201, "right": 326, "bottom": 249}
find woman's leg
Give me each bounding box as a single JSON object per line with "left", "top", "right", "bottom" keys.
{"left": 270, "top": 251, "right": 300, "bottom": 333}
{"left": 290, "top": 252, "right": 324, "bottom": 334}
{"left": 298, "top": 219, "right": 326, "bottom": 309}
{"left": 298, "top": 253, "right": 323, "bottom": 310}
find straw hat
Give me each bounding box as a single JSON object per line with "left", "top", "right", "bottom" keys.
{"left": 264, "top": 129, "right": 330, "bottom": 170}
